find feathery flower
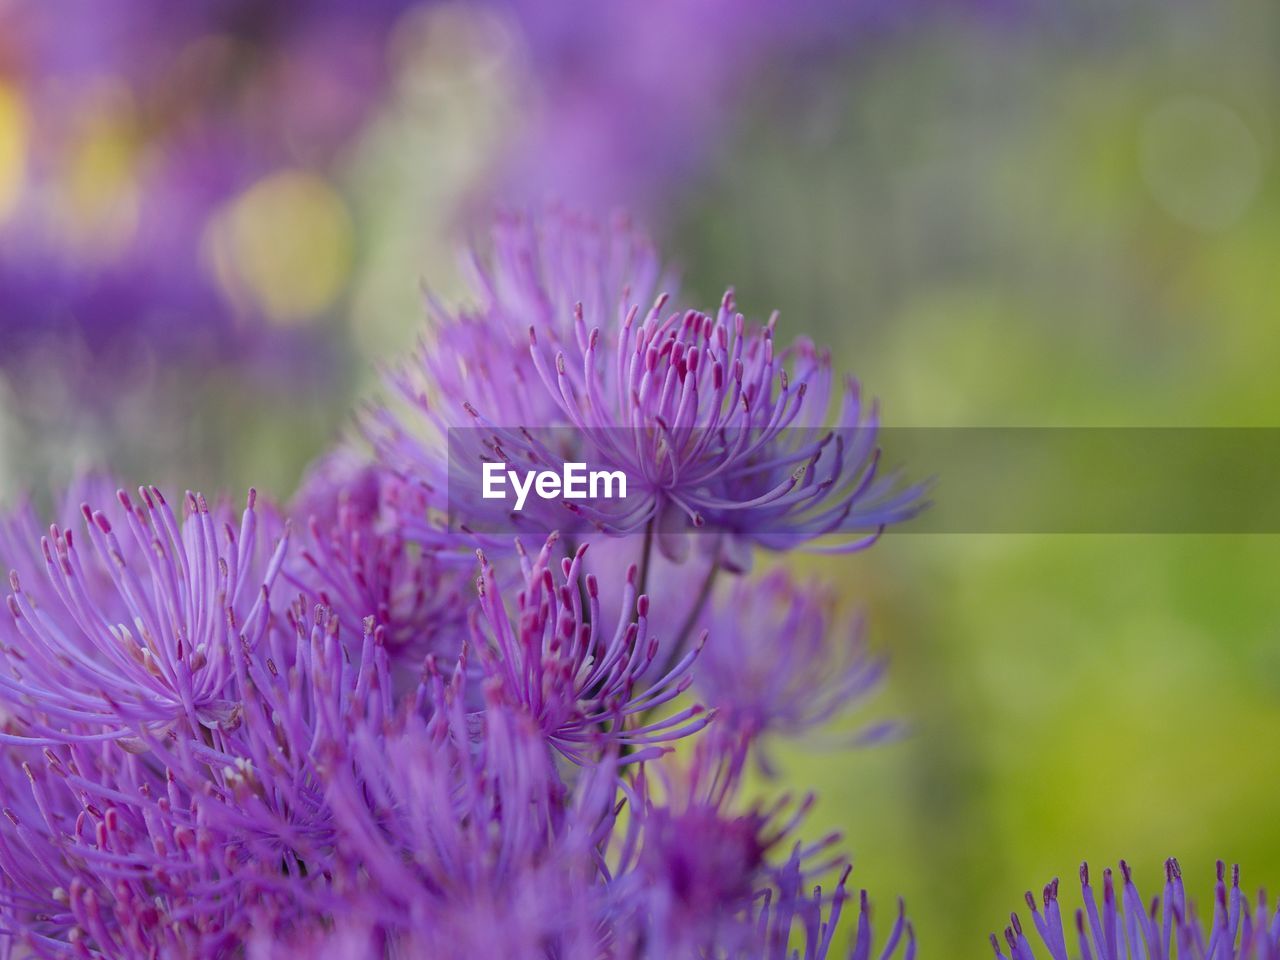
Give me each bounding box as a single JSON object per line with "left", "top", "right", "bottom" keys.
{"left": 175, "top": 604, "right": 394, "bottom": 880}
{"left": 992, "top": 859, "right": 1280, "bottom": 960}
{"left": 754, "top": 855, "right": 917, "bottom": 960}
{"left": 0, "top": 736, "right": 271, "bottom": 958}
{"left": 285, "top": 451, "right": 469, "bottom": 685}
{"left": 520, "top": 288, "right": 922, "bottom": 548}
{"left": 696, "top": 568, "right": 893, "bottom": 772}
{"left": 307, "top": 683, "right": 612, "bottom": 959}
{"left": 0, "top": 486, "right": 287, "bottom": 744}
{"left": 471, "top": 534, "right": 711, "bottom": 764}
{"left": 0, "top": 598, "right": 389, "bottom": 957}
{"left": 368, "top": 210, "right": 664, "bottom": 522}
{"left": 0, "top": 184, "right": 926, "bottom": 955}
{"left": 0, "top": 476, "right": 912, "bottom": 956}
{"left": 605, "top": 730, "right": 912, "bottom": 958}
{"left": 374, "top": 211, "right": 922, "bottom": 554}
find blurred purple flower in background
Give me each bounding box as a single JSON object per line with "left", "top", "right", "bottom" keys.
{"left": 0, "top": 0, "right": 427, "bottom": 415}
{"left": 0, "top": 0, "right": 978, "bottom": 410}
{"left": 483, "top": 0, "right": 953, "bottom": 209}
{"left": 698, "top": 568, "right": 895, "bottom": 773}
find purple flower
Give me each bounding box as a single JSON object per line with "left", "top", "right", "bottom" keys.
{"left": 0, "top": 166, "right": 927, "bottom": 954}
{"left": 297, "top": 682, "right": 613, "bottom": 959}
{"left": 471, "top": 534, "right": 711, "bottom": 763}
{"left": 285, "top": 451, "right": 470, "bottom": 689}
{"left": 255, "top": 698, "right": 910, "bottom": 960}
{"left": 0, "top": 486, "right": 287, "bottom": 744}
{"left": 605, "top": 730, "right": 913, "bottom": 958}
{"left": 992, "top": 859, "right": 1280, "bottom": 960}
{"left": 0, "top": 737, "right": 262, "bottom": 957}
{"left": 759, "top": 858, "right": 916, "bottom": 960}
{"left": 176, "top": 605, "right": 394, "bottom": 879}
{"left": 696, "top": 568, "right": 894, "bottom": 772}
{"left": 0, "top": 474, "right": 912, "bottom": 956}
{"left": 374, "top": 211, "right": 922, "bottom": 555}
{"left": 0, "top": 599, "right": 387, "bottom": 958}
{"left": 483, "top": 0, "right": 953, "bottom": 209}
{"left": 247, "top": 918, "right": 383, "bottom": 960}
{"left": 521, "top": 287, "right": 922, "bottom": 549}
{"left": 367, "top": 209, "right": 664, "bottom": 523}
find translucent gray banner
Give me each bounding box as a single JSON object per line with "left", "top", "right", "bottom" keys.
{"left": 884, "top": 427, "right": 1280, "bottom": 533}
{"left": 445, "top": 427, "right": 1280, "bottom": 535}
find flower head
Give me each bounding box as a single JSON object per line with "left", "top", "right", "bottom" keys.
{"left": 992, "top": 859, "right": 1280, "bottom": 960}
{"left": 760, "top": 859, "right": 916, "bottom": 960}
{"left": 301, "top": 681, "right": 614, "bottom": 959}
{"left": 1, "top": 485, "right": 287, "bottom": 743}
{"left": 471, "top": 534, "right": 711, "bottom": 763}
{"left": 374, "top": 211, "right": 922, "bottom": 555}
{"left": 0, "top": 603, "right": 388, "bottom": 958}
{"left": 285, "top": 451, "right": 470, "bottom": 688}
{"left": 0, "top": 737, "right": 268, "bottom": 958}
{"left": 696, "top": 568, "right": 893, "bottom": 772}
{"left": 605, "top": 730, "right": 911, "bottom": 958}
{"left": 519, "top": 288, "right": 922, "bottom": 549}
{"left": 367, "top": 210, "right": 664, "bottom": 533}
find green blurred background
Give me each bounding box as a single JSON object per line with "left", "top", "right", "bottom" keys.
{"left": 4, "top": 0, "right": 1280, "bottom": 951}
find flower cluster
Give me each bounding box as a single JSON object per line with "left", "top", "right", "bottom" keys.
{"left": 6, "top": 204, "right": 1269, "bottom": 959}
{"left": 3, "top": 197, "right": 1264, "bottom": 958}
{"left": 0, "top": 212, "right": 922, "bottom": 957}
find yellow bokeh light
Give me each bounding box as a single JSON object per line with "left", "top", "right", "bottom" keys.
{"left": 204, "top": 169, "right": 353, "bottom": 325}
{"left": 62, "top": 123, "right": 141, "bottom": 254}
{"left": 52, "top": 83, "right": 142, "bottom": 260}
{"left": 0, "top": 81, "right": 29, "bottom": 224}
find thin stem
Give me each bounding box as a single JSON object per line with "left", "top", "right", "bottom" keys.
{"left": 640, "top": 547, "right": 723, "bottom": 728}
{"left": 669, "top": 555, "right": 721, "bottom": 662}
{"left": 636, "top": 519, "right": 655, "bottom": 600}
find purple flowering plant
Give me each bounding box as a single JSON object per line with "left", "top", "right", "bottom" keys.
{"left": 0, "top": 208, "right": 1259, "bottom": 958}
{"left": 0, "top": 210, "right": 923, "bottom": 958}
